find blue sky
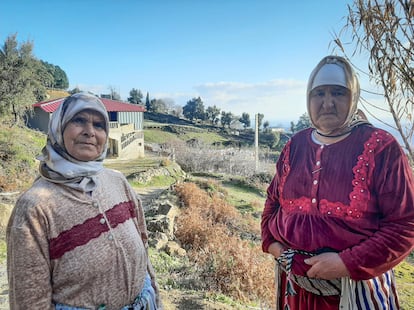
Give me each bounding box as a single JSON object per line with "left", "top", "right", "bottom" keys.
{"left": 1, "top": 0, "right": 377, "bottom": 127}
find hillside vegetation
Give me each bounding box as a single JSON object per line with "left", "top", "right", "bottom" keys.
{"left": 145, "top": 111, "right": 288, "bottom": 149}
{"left": 0, "top": 121, "right": 413, "bottom": 309}
{"left": 0, "top": 123, "right": 45, "bottom": 192}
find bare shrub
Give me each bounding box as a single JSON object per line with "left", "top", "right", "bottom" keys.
{"left": 175, "top": 182, "right": 275, "bottom": 307}
{"left": 164, "top": 140, "right": 275, "bottom": 178}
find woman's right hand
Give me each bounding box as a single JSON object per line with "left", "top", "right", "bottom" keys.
{"left": 268, "top": 242, "right": 285, "bottom": 259}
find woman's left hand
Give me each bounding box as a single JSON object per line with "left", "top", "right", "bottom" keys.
{"left": 304, "top": 252, "right": 350, "bottom": 280}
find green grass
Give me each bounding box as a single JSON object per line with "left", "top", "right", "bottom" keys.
{"left": 104, "top": 157, "right": 162, "bottom": 177}
{"left": 144, "top": 128, "right": 228, "bottom": 145}
{"left": 111, "top": 159, "right": 185, "bottom": 188}
{"left": 130, "top": 175, "right": 177, "bottom": 188}
{"left": 395, "top": 260, "right": 414, "bottom": 309}
{"left": 144, "top": 129, "right": 181, "bottom": 144}
{"left": 188, "top": 174, "right": 266, "bottom": 214}
{"left": 221, "top": 179, "right": 266, "bottom": 213}
{"left": 149, "top": 248, "right": 194, "bottom": 289}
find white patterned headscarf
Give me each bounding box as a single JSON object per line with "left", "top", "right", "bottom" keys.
{"left": 38, "top": 93, "right": 109, "bottom": 192}
{"left": 306, "top": 55, "right": 370, "bottom": 136}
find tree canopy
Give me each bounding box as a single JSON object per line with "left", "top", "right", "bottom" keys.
{"left": 41, "top": 61, "right": 69, "bottom": 89}
{"left": 0, "top": 34, "right": 70, "bottom": 124}
{"left": 205, "top": 105, "right": 221, "bottom": 125}
{"left": 239, "top": 112, "right": 251, "bottom": 129}
{"left": 290, "top": 113, "right": 311, "bottom": 133}
{"left": 0, "top": 34, "right": 46, "bottom": 124}
{"left": 183, "top": 97, "right": 205, "bottom": 121}
{"left": 128, "top": 88, "right": 143, "bottom": 104}
{"left": 220, "top": 111, "right": 234, "bottom": 128}
{"left": 149, "top": 98, "right": 167, "bottom": 113}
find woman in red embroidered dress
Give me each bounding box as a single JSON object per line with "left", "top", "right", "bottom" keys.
{"left": 261, "top": 55, "right": 414, "bottom": 310}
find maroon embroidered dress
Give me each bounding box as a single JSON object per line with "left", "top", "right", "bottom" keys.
{"left": 261, "top": 126, "right": 414, "bottom": 309}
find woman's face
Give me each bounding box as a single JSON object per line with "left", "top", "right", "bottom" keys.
{"left": 309, "top": 85, "right": 351, "bottom": 133}
{"left": 63, "top": 110, "right": 107, "bottom": 161}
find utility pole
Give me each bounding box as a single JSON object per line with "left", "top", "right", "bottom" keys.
{"left": 255, "top": 113, "right": 259, "bottom": 171}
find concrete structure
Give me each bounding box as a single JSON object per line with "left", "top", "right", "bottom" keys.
{"left": 27, "top": 96, "right": 146, "bottom": 159}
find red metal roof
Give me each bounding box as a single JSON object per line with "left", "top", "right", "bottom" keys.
{"left": 33, "top": 97, "right": 146, "bottom": 113}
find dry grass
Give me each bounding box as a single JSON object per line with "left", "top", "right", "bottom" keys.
{"left": 174, "top": 182, "right": 275, "bottom": 308}
{"left": 46, "top": 89, "right": 70, "bottom": 100}
{"left": 172, "top": 181, "right": 414, "bottom": 309}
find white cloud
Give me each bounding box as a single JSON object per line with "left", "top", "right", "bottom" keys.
{"left": 73, "top": 78, "right": 401, "bottom": 132}
{"left": 151, "top": 91, "right": 197, "bottom": 105}
{"left": 70, "top": 79, "right": 308, "bottom": 126}
{"left": 192, "top": 79, "right": 308, "bottom": 126}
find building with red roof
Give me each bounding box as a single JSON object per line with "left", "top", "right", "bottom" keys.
{"left": 28, "top": 95, "right": 146, "bottom": 159}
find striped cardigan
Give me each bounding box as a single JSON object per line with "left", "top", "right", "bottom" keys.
{"left": 7, "top": 168, "right": 160, "bottom": 310}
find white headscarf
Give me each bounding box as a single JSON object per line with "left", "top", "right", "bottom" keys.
{"left": 306, "top": 55, "right": 370, "bottom": 136}
{"left": 38, "top": 93, "right": 109, "bottom": 192}
{"left": 311, "top": 63, "right": 348, "bottom": 90}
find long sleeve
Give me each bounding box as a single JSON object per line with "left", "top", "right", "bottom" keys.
{"left": 261, "top": 176, "right": 280, "bottom": 253}
{"left": 7, "top": 170, "right": 154, "bottom": 309}
{"left": 7, "top": 197, "right": 54, "bottom": 310}
{"left": 262, "top": 127, "right": 414, "bottom": 281}
{"left": 339, "top": 140, "right": 414, "bottom": 280}
{"left": 261, "top": 143, "right": 290, "bottom": 253}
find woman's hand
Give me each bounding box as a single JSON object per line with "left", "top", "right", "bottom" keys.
{"left": 305, "top": 252, "right": 350, "bottom": 280}
{"left": 268, "top": 242, "right": 285, "bottom": 259}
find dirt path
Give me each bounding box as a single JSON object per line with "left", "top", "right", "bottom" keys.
{"left": 159, "top": 289, "right": 237, "bottom": 310}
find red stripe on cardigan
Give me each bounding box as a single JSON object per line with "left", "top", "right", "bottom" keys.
{"left": 49, "top": 201, "right": 136, "bottom": 259}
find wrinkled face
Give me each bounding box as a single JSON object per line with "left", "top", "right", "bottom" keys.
{"left": 309, "top": 85, "right": 351, "bottom": 133}
{"left": 63, "top": 110, "right": 107, "bottom": 161}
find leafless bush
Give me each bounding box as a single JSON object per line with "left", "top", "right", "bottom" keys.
{"left": 163, "top": 140, "right": 275, "bottom": 177}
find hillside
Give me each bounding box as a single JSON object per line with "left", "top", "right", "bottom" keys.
{"left": 0, "top": 120, "right": 414, "bottom": 309}
{"left": 0, "top": 124, "right": 45, "bottom": 191}
{"left": 0, "top": 121, "right": 275, "bottom": 309}
{"left": 144, "top": 111, "right": 289, "bottom": 149}
{"left": 46, "top": 89, "right": 70, "bottom": 100}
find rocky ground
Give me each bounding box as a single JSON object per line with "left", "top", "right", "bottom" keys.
{"left": 138, "top": 187, "right": 240, "bottom": 310}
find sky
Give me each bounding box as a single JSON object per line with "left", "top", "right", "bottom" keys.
{"left": 0, "top": 0, "right": 384, "bottom": 128}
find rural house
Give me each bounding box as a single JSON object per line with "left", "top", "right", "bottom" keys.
{"left": 27, "top": 96, "right": 146, "bottom": 159}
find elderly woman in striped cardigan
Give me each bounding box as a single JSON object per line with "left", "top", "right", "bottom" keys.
{"left": 7, "top": 93, "right": 162, "bottom": 310}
